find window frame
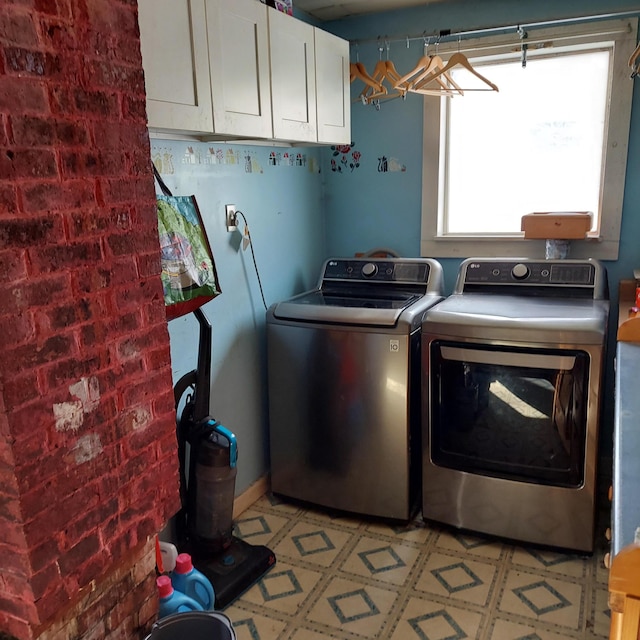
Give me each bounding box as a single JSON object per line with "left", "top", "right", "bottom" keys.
{"left": 420, "top": 18, "right": 637, "bottom": 260}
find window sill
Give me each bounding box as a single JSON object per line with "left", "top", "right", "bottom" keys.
{"left": 420, "top": 236, "right": 617, "bottom": 261}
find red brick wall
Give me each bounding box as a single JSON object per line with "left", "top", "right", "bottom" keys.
{"left": 0, "top": 1, "right": 180, "bottom": 638}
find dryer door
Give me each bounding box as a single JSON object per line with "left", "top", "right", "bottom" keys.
{"left": 428, "top": 340, "right": 590, "bottom": 488}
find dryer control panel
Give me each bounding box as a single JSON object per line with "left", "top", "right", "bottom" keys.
{"left": 457, "top": 258, "right": 607, "bottom": 299}
{"left": 464, "top": 261, "right": 595, "bottom": 286}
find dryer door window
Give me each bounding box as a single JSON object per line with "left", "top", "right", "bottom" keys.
{"left": 429, "top": 341, "right": 589, "bottom": 487}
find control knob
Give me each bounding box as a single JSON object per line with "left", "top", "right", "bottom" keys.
{"left": 511, "top": 263, "right": 530, "bottom": 280}
{"left": 362, "top": 263, "right": 378, "bottom": 277}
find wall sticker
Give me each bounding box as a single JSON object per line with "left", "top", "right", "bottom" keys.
{"left": 330, "top": 142, "right": 360, "bottom": 173}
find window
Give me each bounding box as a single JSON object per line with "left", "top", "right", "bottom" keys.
{"left": 421, "top": 19, "right": 637, "bottom": 260}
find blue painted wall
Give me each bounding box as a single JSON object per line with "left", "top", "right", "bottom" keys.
{"left": 152, "top": 141, "right": 325, "bottom": 494}
{"left": 320, "top": 0, "right": 640, "bottom": 457}
{"left": 159, "top": 0, "right": 640, "bottom": 497}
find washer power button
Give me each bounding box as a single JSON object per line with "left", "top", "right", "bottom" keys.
{"left": 362, "top": 263, "right": 378, "bottom": 277}
{"left": 512, "top": 263, "right": 530, "bottom": 280}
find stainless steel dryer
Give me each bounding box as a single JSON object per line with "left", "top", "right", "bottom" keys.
{"left": 421, "top": 258, "right": 609, "bottom": 552}
{"left": 267, "top": 257, "right": 444, "bottom": 520}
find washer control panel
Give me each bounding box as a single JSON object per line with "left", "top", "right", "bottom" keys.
{"left": 464, "top": 260, "right": 596, "bottom": 287}
{"left": 323, "top": 259, "right": 430, "bottom": 284}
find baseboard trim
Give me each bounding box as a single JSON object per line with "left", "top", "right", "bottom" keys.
{"left": 233, "top": 474, "right": 270, "bottom": 518}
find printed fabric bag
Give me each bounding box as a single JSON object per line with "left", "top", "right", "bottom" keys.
{"left": 153, "top": 163, "right": 221, "bottom": 320}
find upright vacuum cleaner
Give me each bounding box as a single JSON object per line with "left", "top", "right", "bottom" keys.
{"left": 174, "top": 308, "right": 275, "bottom": 609}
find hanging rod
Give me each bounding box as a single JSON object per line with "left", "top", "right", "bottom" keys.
{"left": 349, "top": 9, "right": 640, "bottom": 47}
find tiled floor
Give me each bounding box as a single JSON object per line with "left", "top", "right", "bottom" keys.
{"left": 223, "top": 493, "right": 612, "bottom": 640}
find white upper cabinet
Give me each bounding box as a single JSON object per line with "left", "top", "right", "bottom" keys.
{"left": 268, "top": 8, "right": 317, "bottom": 142}
{"left": 314, "top": 28, "right": 351, "bottom": 144}
{"left": 139, "top": 0, "right": 214, "bottom": 134}
{"left": 207, "top": 0, "right": 273, "bottom": 139}
{"left": 138, "top": 0, "right": 351, "bottom": 144}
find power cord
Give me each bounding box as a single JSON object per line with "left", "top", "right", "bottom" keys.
{"left": 235, "top": 210, "right": 268, "bottom": 311}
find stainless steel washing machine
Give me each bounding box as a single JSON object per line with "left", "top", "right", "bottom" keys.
{"left": 421, "top": 258, "right": 609, "bottom": 552}
{"left": 267, "top": 257, "right": 444, "bottom": 520}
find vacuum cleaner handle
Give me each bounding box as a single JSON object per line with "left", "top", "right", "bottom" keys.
{"left": 207, "top": 421, "right": 238, "bottom": 468}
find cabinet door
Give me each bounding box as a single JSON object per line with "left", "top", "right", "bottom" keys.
{"left": 269, "top": 9, "right": 317, "bottom": 142}
{"left": 138, "top": 0, "right": 213, "bottom": 134}
{"left": 206, "top": 0, "right": 272, "bottom": 139}
{"left": 315, "top": 29, "right": 351, "bottom": 144}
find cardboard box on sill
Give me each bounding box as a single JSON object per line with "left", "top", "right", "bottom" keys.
{"left": 521, "top": 211, "right": 592, "bottom": 239}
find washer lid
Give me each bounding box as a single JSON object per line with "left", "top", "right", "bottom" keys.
{"left": 272, "top": 289, "right": 424, "bottom": 326}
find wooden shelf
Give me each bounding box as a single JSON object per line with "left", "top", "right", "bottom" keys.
{"left": 618, "top": 280, "right": 640, "bottom": 342}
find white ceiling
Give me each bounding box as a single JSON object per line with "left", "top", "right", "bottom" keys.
{"left": 294, "top": 0, "right": 447, "bottom": 22}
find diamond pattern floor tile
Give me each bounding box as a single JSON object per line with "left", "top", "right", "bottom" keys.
{"left": 341, "top": 536, "right": 422, "bottom": 586}
{"left": 222, "top": 493, "right": 611, "bottom": 640}
{"left": 389, "top": 595, "right": 485, "bottom": 640}
{"left": 414, "top": 552, "right": 498, "bottom": 607}
{"left": 306, "top": 576, "right": 398, "bottom": 637}
{"left": 499, "top": 569, "right": 584, "bottom": 629}
{"left": 274, "top": 521, "right": 353, "bottom": 567}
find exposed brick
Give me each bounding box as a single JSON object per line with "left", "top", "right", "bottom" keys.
{"left": 152, "top": 388, "right": 174, "bottom": 418}
{"left": 1, "top": 1, "right": 178, "bottom": 635}
{"left": 136, "top": 252, "right": 161, "bottom": 278}
{"left": 111, "top": 280, "right": 163, "bottom": 314}
{"left": 0, "top": 184, "right": 18, "bottom": 215}
{"left": 73, "top": 88, "right": 119, "bottom": 117}
{"left": 57, "top": 533, "right": 102, "bottom": 577}
{"left": 0, "top": 216, "right": 59, "bottom": 248}
{"left": 89, "top": 60, "right": 145, "bottom": 93}
{"left": 0, "top": 76, "right": 48, "bottom": 113}
{"left": 61, "top": 498, "right": 118, "bottom": 551}
{"left": 0, "top": 594, "right": 38, "bottom": 627}
{"left": 29, "top": 537, "right": 61, "bottom": 574}
{"left": 5, "top": 335, "right": 75, "bottom": 375}
{"left": 105, "top": 228, "right": 159, "bottom": 258}
{"left": 144, "top": 345, "right": 171, "bottom": 372}
{"left": 39, "top": 17, "right": 77, "bottom": 51}
{"left": 2, "top": 372, "right": 41, "bottom": 411}
{"left": 113, "top": 34, "right": 144, "bottom": 66}
{"left": 42, "top": 298, "right": 94, "bottom": 330}
{"left": 11, "top": 115, "right": 89, "bottom": 147}
{"left": 34, "top": 0, "right": 69, "bottom": 17}
{"left": 0, "top": 543, "right": 30, "bottom": 576}
{"left": 67, "top": 207, "right": 132, "bottom": 239}
{"left": 7, "top": 148, "right": 58, "bottom": 179}
{"left": 100, "top": 177, "right": 138, "bottom": 204}
{"left": 0, "top": 312, "right": 34, "bottom": 349}
{"left": 4, "top": 48, "right": 68, "bottom": 79}
{"left": 34, "top": 581, "right": 73, "bottom": 628}
{"left": 29, "top": 240, "right": 103, "bottom": 274}
{"left": 92, "top": 122, "right": 147, "bottom": 151}
{"left": 87, "top": 0, "right": 137, "bottom": 36}
{"left": 0, "top": 248, "right": 28, "bottom": 282}
{"left": 74, "top": 258, "right": 138, "bottom": 294}
{"left": 0, "top": 114, "right": 6, "bottom": 145}
{"left": 42, "top": 356, "right": 103, "bottom": 393}
{"left": 0, "top": 11, "right": 38, "bottom": 47}
{"left": 30, "top": 562, "right": 61, "bottom": 600}
{"left": 21, "top": 180, "right": 96, "bottom": 213}
{"left": 122, "top": 93, "right": 147, "bottom": 122}
{"left": 0, "top": 273, "right": 70, "bottom": 315}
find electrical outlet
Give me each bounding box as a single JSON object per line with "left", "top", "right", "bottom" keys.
{"left": 225, "top": 204, "right": 237, "bottom": 232}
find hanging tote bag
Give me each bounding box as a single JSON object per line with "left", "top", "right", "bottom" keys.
{"left": 153, "top": 163, "right": 221, "bottom": 320}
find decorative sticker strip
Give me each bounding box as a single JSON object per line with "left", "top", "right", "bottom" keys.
{"left": 330, "top": 142, "right": 360, "bottom": 173}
